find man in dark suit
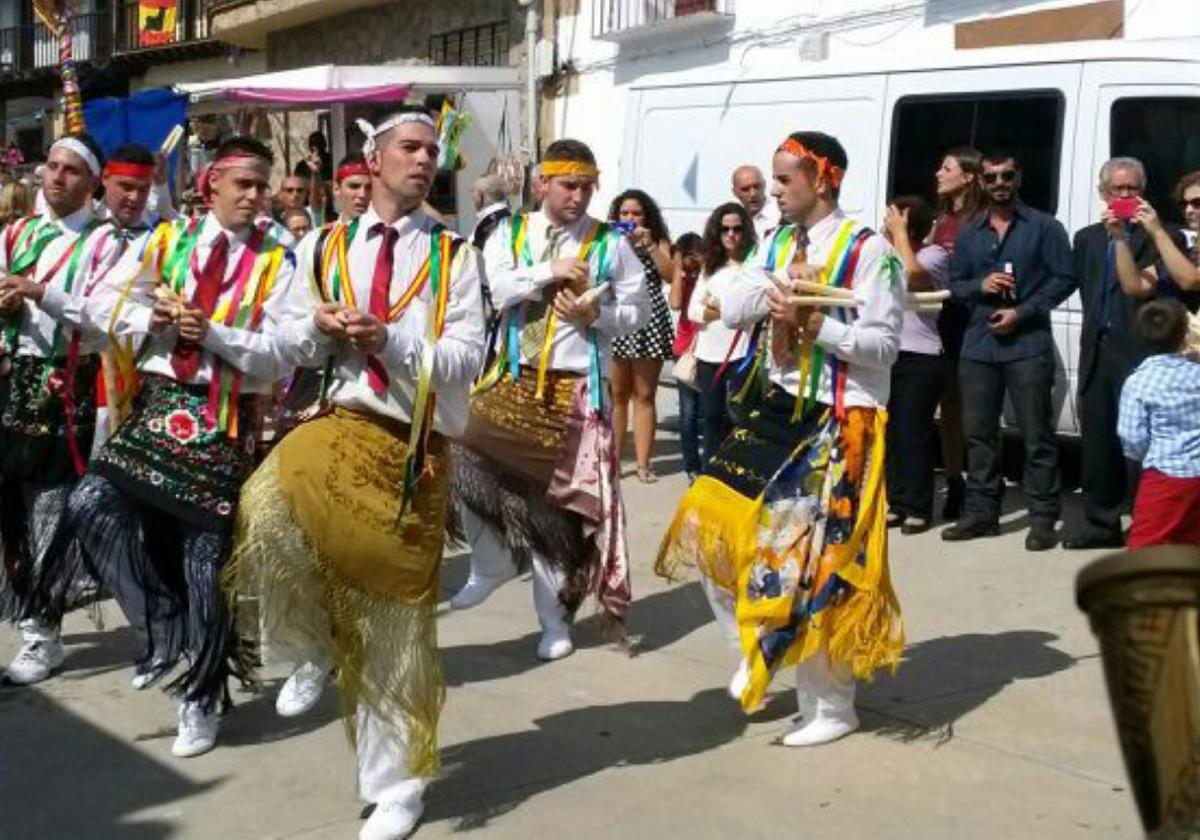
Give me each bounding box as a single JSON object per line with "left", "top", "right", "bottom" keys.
{"left": 1065, "top": 157, "right": 1196, "bottom": 549}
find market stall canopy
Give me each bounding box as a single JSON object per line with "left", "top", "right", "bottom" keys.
{"left": 176, "top": 64, "right": 522, "bottom": 112}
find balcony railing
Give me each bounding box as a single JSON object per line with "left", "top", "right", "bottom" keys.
{"left": 0, "top": 10, "right": 112, "bottom": 75}
{"left": 592, "top": 0, "right": 734, "bottom": 40}
{"left": 114, "top": 0, "right": 212, "bottom": 53}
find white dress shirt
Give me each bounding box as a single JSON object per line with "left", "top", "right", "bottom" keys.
{"left": 282, "top": 205, "right": 486, "bottom": 438}
{"left": 0, "top": 203, "right": 111, "bottom": 357}
{"left": 94, "top": 212, "right": 299, "bottom": 394}
{"left": 482, "top": 209, "right": 649, "bottom": 376}
{"left": 720, "top": 209, "right": 903, "bottom": 409}
{"left": 687, "top": 265, "right": 751, "bottom": 364}
{"left": 753, "top": 204, "right": 780, "bottom": 243}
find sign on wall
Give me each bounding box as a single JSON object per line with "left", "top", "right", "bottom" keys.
{"left": 138, "top": 0, "right": 178, "bottom": 48}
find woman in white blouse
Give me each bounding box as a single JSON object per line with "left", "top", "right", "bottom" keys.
{"left": 687, "top": 202, "right": 758, "bottom": 463}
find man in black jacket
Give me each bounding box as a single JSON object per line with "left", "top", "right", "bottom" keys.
{"left": 1065, "top": 157, "right": 1196, "bottom": 549}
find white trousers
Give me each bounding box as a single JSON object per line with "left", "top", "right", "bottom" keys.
{"left": 699, "top": 576, "right": 740, "bottom": 651}
{"left": 701, "top": 573, "right": 856, "bottom": 714}
{"left": 460, "top": 508, "right": 516, "bottom": 583}
{"left": 356, "top": 705, "right": 427, "bottom": 807}
{"left": 462, "top": 509, "right": 568, "bottom": 633}
{"left": 795, "top": 647, "right": 857, "bottom": 717}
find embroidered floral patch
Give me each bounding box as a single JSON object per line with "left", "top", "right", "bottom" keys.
{"left": 165, "top": 410, "right": 199, "bottom": 444}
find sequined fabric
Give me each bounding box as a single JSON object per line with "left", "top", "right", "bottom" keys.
{"left": 228, "top": 408, "right": 448, "bottom": 777}
{"left": 0, "top": 353, "right": 99, "bottom": 482}
{"left": 92, "top": 374, "right": 258, "bottom": 529}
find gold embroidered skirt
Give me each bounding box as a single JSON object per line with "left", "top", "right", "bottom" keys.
{"left": 227, "top": 407, "right": 449, "bottom": 777}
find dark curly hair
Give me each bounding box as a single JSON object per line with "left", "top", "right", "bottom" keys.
{"left": 702, "top": 202, "right": 756, "bottom": 276}
{"left": 607, "top": 188, "right": 670, "bottom": 244}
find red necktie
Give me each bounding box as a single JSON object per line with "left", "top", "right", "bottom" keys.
{"left": 366, "top": 223, "right": 400, "bottom": 395}
{"left": 171, "top": 232, "right": 228, "bottom": 382}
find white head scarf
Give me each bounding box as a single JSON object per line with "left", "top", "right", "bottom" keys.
{"left": 356, "top": 112, "right": 437, "bottom": 155}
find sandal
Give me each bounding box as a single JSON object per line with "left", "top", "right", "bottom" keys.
{"left": 636, "top": 466, "right": 659, "bottom": 484}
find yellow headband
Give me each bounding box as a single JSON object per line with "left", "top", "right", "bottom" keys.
{"left": 540, "top": 160, "right": 600, "bottom": 180}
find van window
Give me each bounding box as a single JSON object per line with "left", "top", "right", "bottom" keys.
{"left": 1111, "top": 97, "right": 1200, "bottom": 224}
{"left": 888, "top": 91, "right": 1064, "bottom": 214}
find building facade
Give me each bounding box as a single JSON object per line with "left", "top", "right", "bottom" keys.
{"left": 0, "top": 0, "right": 258, "bottom": 159}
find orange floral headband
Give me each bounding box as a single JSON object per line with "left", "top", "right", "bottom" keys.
{"left": 777, "top": 138, "right": 845, "bottom": 189}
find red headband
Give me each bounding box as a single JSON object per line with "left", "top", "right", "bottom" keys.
{"left": 104, "top": 161, "right": 154, "bottom": 179}
{"left": 336, "top": 162, "right": 369, "bottom": 183}
{"left": 777, "top": 138, "right": 845, "bottom": 189}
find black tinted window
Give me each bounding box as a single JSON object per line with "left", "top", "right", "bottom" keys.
{"left": 1111, "top": 97, "right": 1200, "bottom": 224}
{"left": 889, "top": 91, "right": 1064, "bottom": 213}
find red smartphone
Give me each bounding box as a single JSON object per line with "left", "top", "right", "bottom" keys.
{"left": 1109, "top": 197, "right": 1140, "bottom": 221}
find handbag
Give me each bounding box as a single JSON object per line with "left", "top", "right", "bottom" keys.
{"left": 674, "top": 336, "right": 700, "bottom": 391}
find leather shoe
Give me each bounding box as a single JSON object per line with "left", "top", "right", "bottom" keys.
{"left": 900, "top": 517, "right": 932, "bottom": 535}
{"left": 941, "top": 516, "right": 1000, "bottom": 542}
{"left": 1062, "top": 528, "right": 1124, "bottom": 550}
{"left": 1025, "top": 520, "right": 1059, "bottom": 552}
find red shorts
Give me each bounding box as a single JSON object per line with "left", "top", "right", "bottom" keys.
{"left": 1127, "top": 469, "right": 1200, "bottom": 549}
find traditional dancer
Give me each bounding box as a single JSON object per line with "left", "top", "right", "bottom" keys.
{"left": 227, "top": 108, "right": 484, "bottom": 840}
{"left": 657, "top": 131, "right": 906, "bottom": 746}
{"left": 64, "top": 136, "right": 296, "bottom": 758}
{"left": 6, "top": 143, "right": 177, "bottom": 687}
{"left": 270, "top": 152, "right": 374, "bottom": 718}
{"left": 0, "top": 134, "right": 107, "bottom": 684}
{"left": 449, "top": 139, "right": 649, "bottom": 660}
{"left": 333, "top": 152, "right": 373, "bottom": 223}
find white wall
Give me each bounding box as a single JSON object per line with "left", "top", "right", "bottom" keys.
{"left": 553, "top": 0, "right": 1200, "bottom": 215}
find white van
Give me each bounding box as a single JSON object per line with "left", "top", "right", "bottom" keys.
{"left": 619, "top": 37, "right": 1200, "bottom": 436}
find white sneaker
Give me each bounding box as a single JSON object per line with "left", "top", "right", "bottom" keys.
{"left": 536, "top": 627, "right": 574, "bottom": 661}
{"left": 131, "top": 658, "right": 171, "bottom": 691}
{"left": 727, "top": 659, "right": 750, "bottom": 702}
{"left": 172, "top": 701, "right": 220, "bottom": 758}
{"left": 360, "top": 799, "right": 424, "bottom": 840}
{"left": 780, "top": 706, "right": 859, "bottom": 748}
{"left": 276, "top": 662, "right": 327, "bottom": 717}
{"left": 449, "top": 568, "right": 516, "bottom": 610}
{"left": 5, "top": 638, "right": 65, "bottom": 685}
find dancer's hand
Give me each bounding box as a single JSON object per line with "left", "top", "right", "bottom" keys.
{"left": 343, "top": 310, "right": 388, "bottom": 354}
{"left": 552, "top": 258, "right": 590, "bottom": 294}
{"left": 177, "top": 307, "right": 209, "bottom": 343}
{"left": 150, "top": 298, "right": 177, "bottom": 333}
{"left": 553, "top": 288, "right": 599, "bottom": 326}
{"left": 314, "top": 302, "right": 349, "bottom": 339}
{"left": 767, "top": 280, "right": 823, "bottom": 335}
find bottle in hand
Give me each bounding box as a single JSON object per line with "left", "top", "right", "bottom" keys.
{"left": 1001, "top": 261, "right": 1016, "bottom": 306}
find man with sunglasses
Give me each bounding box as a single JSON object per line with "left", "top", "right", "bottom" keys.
{"left": 1064, "top": 158, "right": 1197, "bottom": 550}
{"left": 943, "top": 150, "right": 1075, "bottom": 551}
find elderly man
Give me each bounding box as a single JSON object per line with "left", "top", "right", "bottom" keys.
{"left": 1065, "top": 158, "right": 1198, "bottom": 549}
{"left": 732, "top": 164, "right": 778, "bottom": 241}
{"left": 471, "top": 173, "right": 511, "bottom": 250}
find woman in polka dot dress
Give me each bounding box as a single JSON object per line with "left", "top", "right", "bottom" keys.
{"left": 608, "top": 189, "right": 675, "bottom": 482}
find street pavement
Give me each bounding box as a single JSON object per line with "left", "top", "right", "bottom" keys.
{"left": 0, "top": 387, "right": 1140, "bottom": 839}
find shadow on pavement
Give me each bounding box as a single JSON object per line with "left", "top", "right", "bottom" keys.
{"left": 441, "top": 584, "right": 715, "bottom": 688}
{"left": 860, "top": 630, "right": 1077, "bottom": 743}
{"left": 0, "top": 686, "right": 217, "bottom": 839}
{"left": 426, "top": 687, "right": 771, "bottom": 830}
{"left": 219, "top": 677, "right": 342, "bottom": 748}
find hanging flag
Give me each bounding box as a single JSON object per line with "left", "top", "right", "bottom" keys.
{"left": 138, "top": 0, "right": 178, "bottom": 48}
